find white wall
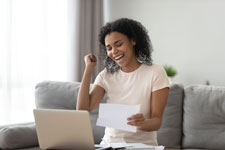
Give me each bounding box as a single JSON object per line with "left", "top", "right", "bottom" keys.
{"left": 104, "top": 0, "right": 225, "bottom": 86}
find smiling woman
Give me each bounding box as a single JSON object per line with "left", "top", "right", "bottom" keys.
{"left": 0, "top": 0, "right": 70, "bottom": 125}
{"left": 77, "top": 18, "right": 170, "bottom": 146}
{"left": 105, "top": 32, "right": 138, "bottom": 72}
{"left": 99, "top": 18, "right": 153, "bottom": 73}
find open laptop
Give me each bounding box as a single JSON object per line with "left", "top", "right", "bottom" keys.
{"left": 33, "top": 109, "right": 97, "bottom": 150}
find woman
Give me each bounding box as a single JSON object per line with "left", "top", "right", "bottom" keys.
{"left": 76, "top": 18, "right": 169, "bottom": 146}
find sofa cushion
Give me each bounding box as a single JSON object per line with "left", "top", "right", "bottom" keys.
{"left": 157, "top": 83, "right": 184, "bottom": 148}
{"left": 35, "top": 81, "right": 80, "bottom": 110}
{"left": 0, "top": 122, "right": 38, "bottom": 149}
{"left": 183, "top": 85, "right": 225, "bottom": 149}
{"left": 35, "top": 81, "right": 105, "bottom": 144}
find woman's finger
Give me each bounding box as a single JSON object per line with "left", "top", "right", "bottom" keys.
{"left": 127, "top": 119, "right": 145, "bottom": 126}
{"left": 89, "top": 54, "right": 96, "bottom": 62}
{"left": 127, "top": 113, "right": 145, "bottom": 127}
{"left": 127, "top": 113, "right": 144, "bottom": 120}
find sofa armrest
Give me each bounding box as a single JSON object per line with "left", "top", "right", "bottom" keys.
{"left": 0, "top": 122, "right": 38, "bottom": 149}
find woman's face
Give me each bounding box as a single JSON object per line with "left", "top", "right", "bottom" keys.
{"left": 105, "top": 32, "right": 137, "bottom": 71}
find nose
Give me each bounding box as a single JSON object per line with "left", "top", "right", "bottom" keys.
{"left": 112, "top": 47, "right": 118, "bottom": 55}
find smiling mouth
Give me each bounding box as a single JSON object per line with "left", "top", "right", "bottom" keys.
{"left": 114, "top": 54, "right": 124, "bottom": 61}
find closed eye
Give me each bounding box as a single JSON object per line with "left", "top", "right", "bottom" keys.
{"left": 106, "top": 46, "right": 112, "bottom": 51}
{"left": 116, "top": 42, "right": 122, "bottom": 47}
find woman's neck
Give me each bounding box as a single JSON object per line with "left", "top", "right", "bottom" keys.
{"left": 121, "top": 60, "right": 141, "bottom": 73}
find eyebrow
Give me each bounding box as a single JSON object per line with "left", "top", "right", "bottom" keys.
{"left": 106, "top": 40, "right": 121, "bottom": 47}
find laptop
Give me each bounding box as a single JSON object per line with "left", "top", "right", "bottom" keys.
{"left": 33, "top": 109, "right": 96, "bottom": 150}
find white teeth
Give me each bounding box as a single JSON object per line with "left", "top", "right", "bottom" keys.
{"left": 115, "top": 55, "right": 124, "bottom": 60}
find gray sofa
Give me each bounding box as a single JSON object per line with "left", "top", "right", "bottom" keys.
{"left": 0, "top": 81, "right": 225, "bottom": 150}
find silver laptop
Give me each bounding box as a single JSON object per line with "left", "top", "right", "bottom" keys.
{"left": 33, "top": 109, "right": 95, "bottom": 150}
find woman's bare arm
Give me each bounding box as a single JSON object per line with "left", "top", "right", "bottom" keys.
{"left": 127, "top": 87, "right": 169, "bottom": 131}
{"left": 76, "top": 54, "right": 105, "bottom": 112}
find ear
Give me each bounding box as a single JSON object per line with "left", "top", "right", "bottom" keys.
{"left": 131, "top": 39, "right": 136, "bottom": 46}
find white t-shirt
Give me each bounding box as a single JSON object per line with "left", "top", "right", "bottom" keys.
{"left": 94, "top": 64, "right": 170, "bottom": 146}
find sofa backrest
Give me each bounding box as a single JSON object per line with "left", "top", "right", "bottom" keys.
{"left": 157, "top": 83, "right": 184, "bottom": 148}
{"left": 183, "top": 85, "right": 225, "bottom": 150}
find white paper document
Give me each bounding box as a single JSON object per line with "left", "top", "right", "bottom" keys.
{"left": 122, "top": 143, "right": 164, "bottom": 150}
{"left": 96, "top": 103, "right": 140, "bottom": 132}
{"left": 96, "top": 143, "right": 164, "bottom": 150}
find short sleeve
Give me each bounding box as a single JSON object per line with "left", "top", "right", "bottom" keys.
{"left": 152, "top": 65, "right": 170, "bottom": 92}
{"left": 94, "top": 69, "right": 106, "bottom": 90}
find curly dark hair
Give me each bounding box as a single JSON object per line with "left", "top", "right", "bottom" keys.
{"left": 99, "top": 18, "right": 153, "bottom": 73}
